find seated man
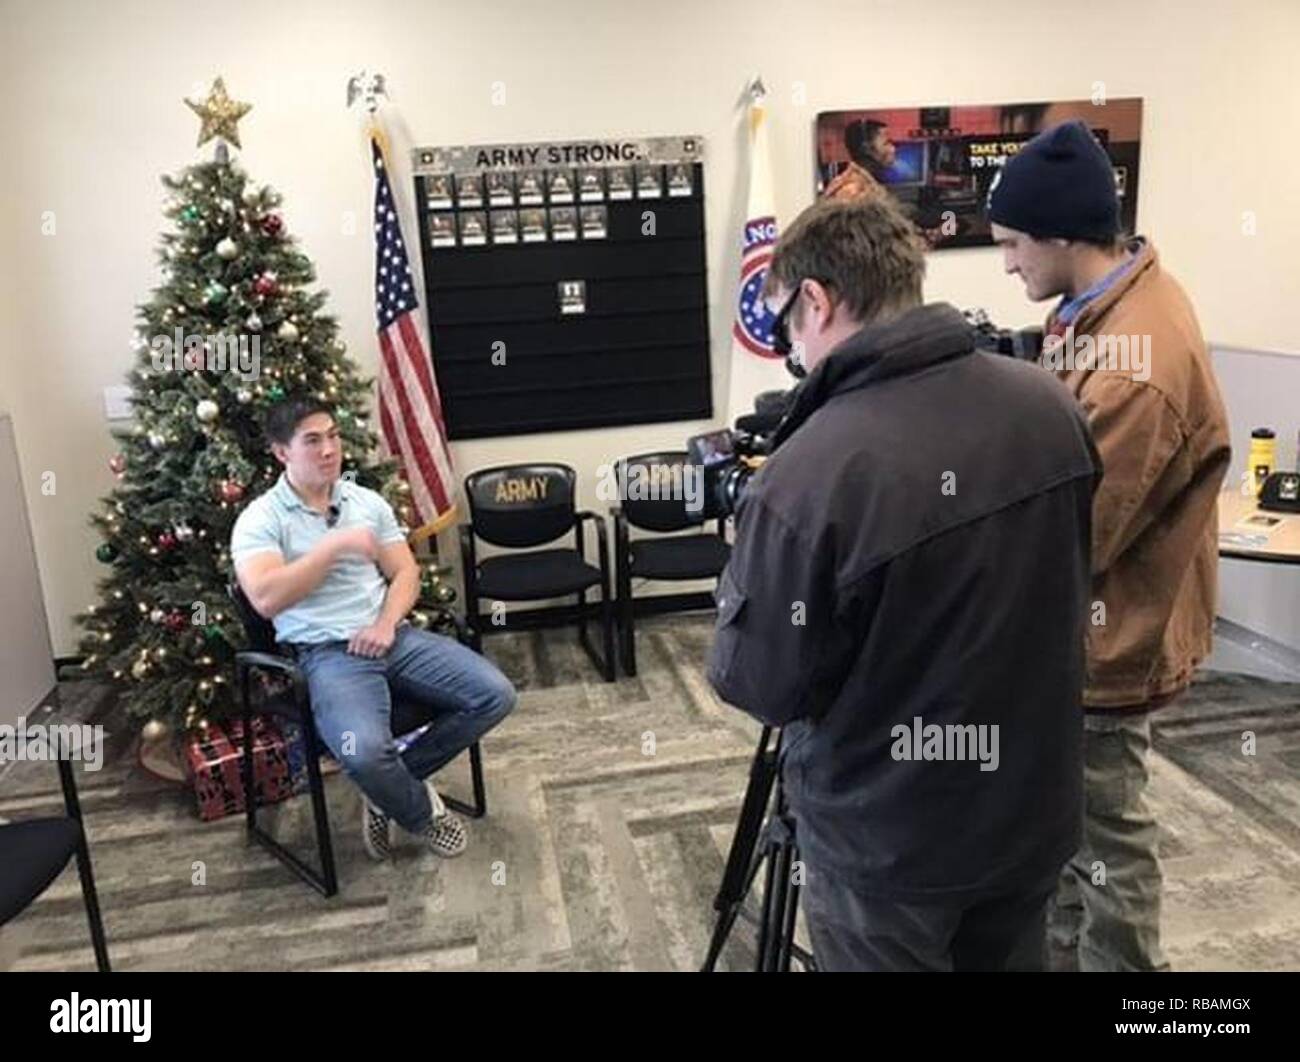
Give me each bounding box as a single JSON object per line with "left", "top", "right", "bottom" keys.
{"left": 231, "top": 396, "right": 516, "bottom": 861}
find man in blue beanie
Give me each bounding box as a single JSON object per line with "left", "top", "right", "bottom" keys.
{"left": 988, "top": 119, "right": 1231, "bottom": 972}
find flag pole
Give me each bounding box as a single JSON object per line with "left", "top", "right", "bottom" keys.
{"left": 348, "top": 72, "right": 460, "bottom": 559}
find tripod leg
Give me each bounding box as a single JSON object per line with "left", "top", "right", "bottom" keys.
{"left": 701, "top": 727, "right": 777, "bottom": 973}
{"left": 778, "top": 852, "right": 802, "bottom": 971}
{"left": 756, "top": 838, "right": 781, "bottom": 972}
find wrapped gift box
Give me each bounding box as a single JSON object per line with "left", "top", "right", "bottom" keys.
{"left": 184, "top": 715, "right": 301, "bottom": 821}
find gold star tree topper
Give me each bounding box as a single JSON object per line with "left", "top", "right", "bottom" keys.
{"left": 184, "top": 77, "right": 252, "bottom": 149}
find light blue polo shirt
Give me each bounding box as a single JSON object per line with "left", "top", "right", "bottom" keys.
{"left": 230, "top": 472, "right": 409, "bottom": 644}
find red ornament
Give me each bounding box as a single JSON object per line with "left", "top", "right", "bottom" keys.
{"left": 260, "top": 213, "right": 284, "bottom": 237}
{"left": 164, "top": 611, "right": 186, "bottom": 633}
{"left": 218, "top": 480, "right": 245, "bottom": 503}
{"left": 108, "top": 453, "right": 127, "bottom": 475}
{"left": 157, "top": 531, "right": 177, "bottom": 551}
{"left": 253, "top": 272, "right": 279, "bottom": 297}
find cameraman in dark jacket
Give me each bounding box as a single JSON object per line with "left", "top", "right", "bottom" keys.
{"left": 708, "top": 197, "right": 1100, "bottom": 971}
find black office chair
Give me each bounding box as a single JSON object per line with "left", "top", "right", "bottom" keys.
{"left": 459, "top": 463, "right": 615, "bottom": 682}
{"left": 0, "top": 756, "right": 111, "bottom": 971}
{"left": 227, "top": 580, "right": 487, "bottom": 898}
{"left": 611, "top": 451, "right": 730, "bottom": 676}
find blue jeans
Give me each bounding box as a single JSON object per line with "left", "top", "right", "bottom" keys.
{"left": 294, "top": 623, "right": 516, "bottom": 834}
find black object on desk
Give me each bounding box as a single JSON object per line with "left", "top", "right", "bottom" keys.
{"left": 1259, "top": 471, "right": 1300, "bottom": 513}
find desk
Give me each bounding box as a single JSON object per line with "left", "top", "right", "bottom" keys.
{"left": 1218, "top": 491, "right": 1300, "bottom": 564}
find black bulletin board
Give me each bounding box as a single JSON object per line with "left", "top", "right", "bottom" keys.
{"left": 412, "top": 136, "right": 712, "bottom": 439}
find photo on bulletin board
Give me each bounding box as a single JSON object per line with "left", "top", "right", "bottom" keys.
{"left": 455, "top": 172, "right": 483, "bottom": 208}
{"left": 520, "top": 207, "right": 547, "bottom": 242}
{"left": 458, "top": 210, "right": 487, "bottom": 245}
{"left": 606, "top": 165, "right": 633, "bottom": 200}
{"left": 578, "top": 167, "right": 605, "bottom": 201}
{"left": 490, "top": 209, "right": 519, "bottom": 244}
{"left": 486, "top": 170, "right": 515, "bottom": 206}
{"left": 428, "top": 212, "right": 456, "bottom": 247}
{"left": 518, "top": 168, "right": 545, "bottom": 204}
{"left": 580, "top": 205, "right": 607, "bottom": 239}
{"left": 815, "top": 98, "right": 1143, "bottom": 250}
{"left": 547, "top": 168, "right": 575, "bottom": 203}
{"left": 425, "top": 173, "right": 453, "bottom": 209}
{"left": 549, "top": 205, "right": 577, "bottom": 241}
{"left": 635, "top": 163, "right": 663, "bottom": 198}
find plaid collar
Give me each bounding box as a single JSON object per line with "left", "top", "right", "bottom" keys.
{"left": 1053, "top": 236, "right": 1146, "bottom": 327}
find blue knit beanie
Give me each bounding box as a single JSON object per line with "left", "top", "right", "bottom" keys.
{"left": 986, "top": 119, "right": 1120, "bottom": 240}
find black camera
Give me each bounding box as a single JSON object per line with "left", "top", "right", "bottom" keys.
{"left": 963, "top": 308, "right": 1044, "bottom": 361}
{"left": 684, "top": 389, "right": 791, "bottom": 520}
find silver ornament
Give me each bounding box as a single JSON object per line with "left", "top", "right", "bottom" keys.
{"left": 246, "top": 313, "right": 263, "bottom": 332}
{"left": 216, "top": 237, "right": 239, "bottom": 259}
{"left": 236, "top": 388, "right": 252, "bottom": 404}
{"left": 277, "top": 320, "right": 299, "bottom": 342}
{"left": 196, "top": 399, "right": 220, "bottom": 423}
{"left": 150, "top": 608, "right": 165, "bottom": 624}
{"left": 174, "top": 522, "right": 194, "bottom": 541}
{"left": 149, "top": 432, "right": 166, "bottom": 449}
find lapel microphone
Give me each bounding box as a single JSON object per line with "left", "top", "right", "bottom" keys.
{"left": 325, "top": 503, "right": 341, "bottom": 528}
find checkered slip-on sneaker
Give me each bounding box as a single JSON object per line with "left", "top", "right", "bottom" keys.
{"left": 421, "top": 780, "right": 468, "bottom": 858}
{"left": 360, "top": 796, "right": 393, "bottom": 862}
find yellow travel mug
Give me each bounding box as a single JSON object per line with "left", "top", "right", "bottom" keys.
{"left": 1250, "top": 428, "right": 1276, "bottom": 497}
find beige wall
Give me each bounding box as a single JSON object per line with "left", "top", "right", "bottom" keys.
{"left": 2, "top": 0, "right": 1298, "bottom": 655}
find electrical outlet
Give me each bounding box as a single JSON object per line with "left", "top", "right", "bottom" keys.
{"left": 103, "top": 385, "right": 134, "bottom": 421}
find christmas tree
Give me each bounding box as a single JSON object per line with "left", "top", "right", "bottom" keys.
{"left": 74, "top": 78, "right": 454, "bottom": 737}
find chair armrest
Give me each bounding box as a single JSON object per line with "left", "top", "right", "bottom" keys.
{"left": 458, "top": 522, "right": 478, "bottom": 570}
{"left": 575, "top": 510, "right": 610, "bottom": 573}
{"left": 458, "top": 524, "right": 479, "bottom": 597}
{"left": 234, "top": 650, "right": 308, "bottom": 714}
{"left": 611, "top": 507, "right": 629, "bottom": 550}
{"left": 575, "top": 510, "right": 609, "bottom": 548}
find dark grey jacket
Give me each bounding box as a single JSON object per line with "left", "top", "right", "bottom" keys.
{"left": 708, "top": 302, "right": 1098, "bottom": 901}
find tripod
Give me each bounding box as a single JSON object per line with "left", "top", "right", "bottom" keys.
{"left": 701, "top": 726, "right": 816, "bottom": 972}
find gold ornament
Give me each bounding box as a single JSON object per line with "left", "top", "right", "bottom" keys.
{"left": 184, "top": 77, "right": 252, "bottom": 149}
{"left": 142, "top": 719, "right": 169, "bottom": 743}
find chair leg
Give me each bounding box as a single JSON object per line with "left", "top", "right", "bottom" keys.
{"left": 600, "top": 576, "right": 616, "bottom": 683}
{"left": 241, "top": 700, "right": 256, "bottom": 834}
{"left": 619, "top": 572, "right": 636, "bottom": 678}
{"left": 467, "top": 591, "right": 484, "bottom": 653}
{"left": 245, "top": 712, "right": 339, "bottom": 898}
{"left": 74, "top": 841, "right": 111, "bottom": 973}
{"left": 576, "top": 588, "right": 613, "bottom": 681}
{"left": 444, "top": 741, "right": 488, "bottom": 819}
{"left": 301, "top": 720, "right": 339, "bottom": 897}
{"left": 57, "top": 758, "right": 110, "bottom": 972}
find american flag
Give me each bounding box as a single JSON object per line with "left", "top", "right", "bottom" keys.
{"left": 726, "top": 94, "right": 787, "bottom": 423}
{"left": 370, "top": 134, "right": 457, "bottom": 540}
